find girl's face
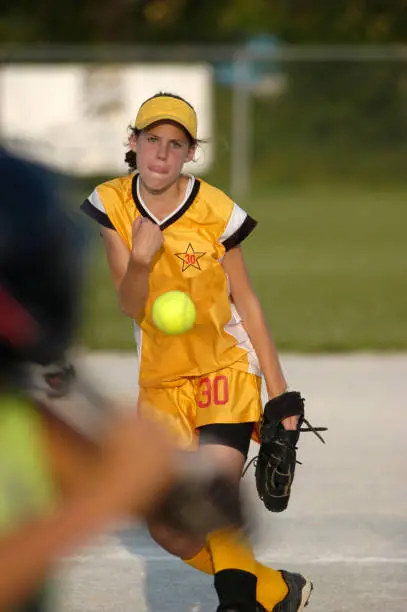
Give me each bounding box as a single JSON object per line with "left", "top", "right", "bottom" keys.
{"left": 133, "top": 121, "right": 195, "bottom": 192}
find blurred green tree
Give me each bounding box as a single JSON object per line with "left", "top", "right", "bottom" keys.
{"left": 1, "top": 0, "right": 406, "bottom": 44}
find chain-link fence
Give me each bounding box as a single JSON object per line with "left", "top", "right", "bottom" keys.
{"left": 1, "top": 44, "right": 405, "bottom": 350}
{"left": 1, "top": 44, "right": 407, "bottom": 198}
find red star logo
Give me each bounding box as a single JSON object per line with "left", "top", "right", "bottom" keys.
{"left": 175, "top": 243, "right": 206, "bottom": 272}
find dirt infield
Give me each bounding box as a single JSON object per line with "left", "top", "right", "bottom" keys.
{"left": 57, "top": 352, "right": 407, "bottom": 611}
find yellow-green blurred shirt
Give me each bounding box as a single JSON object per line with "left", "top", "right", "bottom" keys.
{"left": 0, "top": 395, "right": 56, "bottom": 610}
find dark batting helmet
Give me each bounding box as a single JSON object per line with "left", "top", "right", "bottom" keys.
{"left": 0, "top": 149, "right": 84, "bottom": 375}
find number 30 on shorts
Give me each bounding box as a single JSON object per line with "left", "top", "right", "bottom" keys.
{"left": 197, "top": 375, "right": 229, "bottom": 408}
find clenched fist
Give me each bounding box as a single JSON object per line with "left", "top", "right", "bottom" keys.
{"left": 131, "top": 217, "right": 164, "bottom": 266}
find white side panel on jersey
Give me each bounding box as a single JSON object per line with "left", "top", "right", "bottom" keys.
{"left": 88, "top": 188, "right": 106, "bottom": 214}
{"left": 133, "top": 321, "right": 142, "bottom": 400}
{"left": 219, "top": 202, "right": 247, "bottom": 243}
{"left": 224, "top": 302, "right": 261, "bottom": 376}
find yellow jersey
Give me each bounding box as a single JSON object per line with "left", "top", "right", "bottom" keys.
{"left": 82, "top": 174, "right": 261, "bottom": 388}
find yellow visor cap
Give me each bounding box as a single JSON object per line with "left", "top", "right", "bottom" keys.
{"left": 135, "top": 96, "right": 197, "bottom": 140}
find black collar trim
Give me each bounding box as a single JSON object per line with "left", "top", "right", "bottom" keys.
{"left": 131, "top": 175, "right": 201, "bottom": 230}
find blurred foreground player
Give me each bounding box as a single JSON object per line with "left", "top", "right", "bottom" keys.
{"left": 0, "top": 149, "right": 243, "bottom": 610}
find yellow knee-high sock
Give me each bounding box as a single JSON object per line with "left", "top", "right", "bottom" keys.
{"left": 255, "top": 561, "right": 288, "bottom": 610}
{"left": 207, "top": 528, "right": 256, "bottom": 574}
{"left": 183, "top": 545, "right": 213, "bottom": 574}
{"left": 208, "top": 528, "right": 257, "bottom": 608}
{"left": 183, "top": 541, "right": 288, "bottom": 611}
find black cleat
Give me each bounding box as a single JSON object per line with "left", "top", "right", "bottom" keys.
{"left": 272, "top": 571, "right": 313, "bottom": 611}
{"left": 255, "top": 570, "right": 313, "bottom": 611}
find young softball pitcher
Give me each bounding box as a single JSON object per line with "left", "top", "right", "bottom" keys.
{"left": 81, "top": 92, "right": 325, "bottom": 611}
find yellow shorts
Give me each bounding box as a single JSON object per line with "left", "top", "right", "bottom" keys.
{"left": 138, "top": 366, "right": 262, "bottom": 448}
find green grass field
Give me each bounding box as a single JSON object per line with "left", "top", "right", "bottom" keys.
{"left": 79, "top": 182, "right": 407, "bottom": 352}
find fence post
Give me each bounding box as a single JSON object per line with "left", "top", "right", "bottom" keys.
{"left": 230, "top": 50, "right": 251, "bottom": 200}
